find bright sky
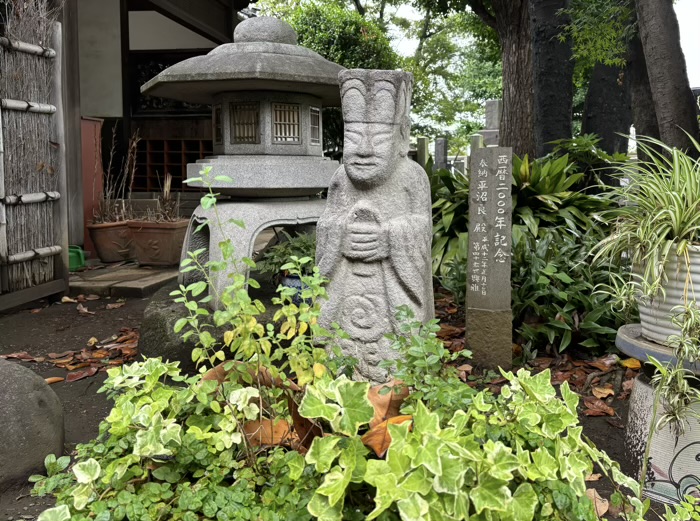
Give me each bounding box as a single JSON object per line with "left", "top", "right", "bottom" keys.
{"left": 676, "top": 0, "right": 700, "bottom": 87}
{"left": 393, "top": 1, "right": 700, "bottom": 87}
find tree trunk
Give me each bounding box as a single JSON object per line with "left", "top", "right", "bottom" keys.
{"left": 582, "top": 63, "right": 632, "bottom": 156}
{"left": 495, "top": 0, "right": 534, "bottom": 158}
{"left": 635, "top": 0, "right": 699, "bottom": 151}
{"left": 530, "top": 0, "right": 573, "bottom": 157}
{"left": 627, "top": 30, "right": 659, "bottom": 158}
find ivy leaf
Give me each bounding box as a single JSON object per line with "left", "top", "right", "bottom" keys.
{"left": 470, "top": 474, "right": 511, "bottom": 514}
{"left": 510, "top": 482, "right": 538, "bottom": 521}
{"left": 73, "top": 458, "right": 101, "bottom": 484}
{"left": 412, "top": 433, "right": 444, "bottom": 476}
{"left": 365, "top": 460, "right": 402, "bottom": 520}
{"left": 483, "top": 440, "right": 520, "bottom": 481}
{"left": 399, "top": 465, "right": 433, "bottom": 496}
{"left": 433, "top": 449, "right": 467, "bottom": 494}
{"left": 307, "top": 493, "right": 343, "bottom": 521}
{"left": 397, "top": 494, "right": 430, "bottom": 521}
{"left": 37, "top": 506, "right": 71, "bottom": 521}
{"left": 412, "top": 400, "right": 440, "bottom": 435}
{"left": 286, "top": 451, "right": 306, "bottom": 480}
{"left": 338, "top": 436, "right": 369, "bottom": 483}
{"left": 315, "top": 465, "right": 351, "bottom": 507}
{"left": 299, "top": 384, "right": 341, "bottom": 423}
{"left": 330, "top": 377, "right": 374, "bottom": 436}
{"left": 306, "top": 436, "right": 342, "bottom": 473}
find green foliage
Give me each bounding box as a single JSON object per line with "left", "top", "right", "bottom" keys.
{"left": 257, "top": 231, "right": 317, "bottom": 278}
{"left": 559, "top": 0, "right": 634, "bottom": 71}
{"left": 512, "top": 227, "right": 635, "bottom": 353}
{"left": 594, "top": 135, "right": 700, "bottom": 299}
{"left": 300, "top": 363, "right": 647, "bottom": 521}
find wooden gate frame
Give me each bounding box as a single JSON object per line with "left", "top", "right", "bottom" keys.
{"left": 0, "top": 22, "right": 69, "bottom": 311}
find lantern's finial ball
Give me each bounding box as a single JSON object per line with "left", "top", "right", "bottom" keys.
{"left": 234, "top": 17, "right": 298, "bottom": 45}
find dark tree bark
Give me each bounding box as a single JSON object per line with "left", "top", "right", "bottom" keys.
{"left": 467, "top": 0, "right": 534, "bottom": 157}
{"left": 627, "top": 30, "right": 660, "bottom": 153}
{"left": 581, "top": 63, "right": 632, "bottom": 155}
{"left": 529, "top": 0, "right": 574, "bottom": 157}
{"left": 636, "top": 0, "right": 699, "bottom": 151}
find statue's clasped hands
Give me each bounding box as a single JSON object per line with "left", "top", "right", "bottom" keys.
{"left": 343, "top": 221, "right": 388, "bottom": 262}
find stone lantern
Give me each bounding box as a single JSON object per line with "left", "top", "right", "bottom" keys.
{"left": 141, "top": 17, "right": 344, "bottom": 301}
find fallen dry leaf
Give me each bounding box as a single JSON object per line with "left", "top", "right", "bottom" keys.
{"left": 288, "top": 394, "right": 322, "bottom": 451}
{"left": 65, "top": 362, "right": 91, "bottom": 371}
{"left": 592, "top": 385, "right": 615, "bottom": 399}
{"left": 0, "top": 351, "right": 35, "bottom": 361}
{"left": 368, "top": 379, "right": 409, "bottom": 428}
{"left": 45, "top": 377, "right": 64, "bottom": 385}
{"left": 583, "top": 396, "right": 615, "bottom": 417}
{"left": 85, "top": 294, "right": 100, "bottom": 301}
{"left": 61, "top": 296, "right": 77, "bottom": 304}
{"left": 437, "top": 324, "right": 465, "bottom": 340}
{"left": 87, "top": 337, "right": 98, "bottom": 347}
{"left": 243, "top": 419, "right": 295, "bottom": 446}
{"left": 588, "top": 354, "right": 619, "bottom": 373}
{"left": 77, "top": 303, "right": 95, "bottom": 316}
{"left": 49, "top": 356, "right": 74, "bottom": 365}
{"left": 361, "top": 415, "right": 413, "bottom": 457}
{"left": 48, "top": 351, "right": 74, "bottom": 359}
{"left": 66, "top": 366, "right": 98, "bottom": 382}
{"left": 620, "top": 358, "right": 641, "bottom": 370}
{"left": 29, "top": 308, "right": 42, "bottom": 314}
{"left": 585, "top": 488, "right": 609, "bottom": 517}
{"left": 457, "top": 363, "right": 473, "bottom": 382}
{"left": 622, "top": 379, "right": 635, "bottom": 392}
{"left": 106, "top": 302, "right": 125, "bottom": 310}
{"left": 202, "top": 362, "right": 301, "bottom": 391}
{"left": 585, "top": 473, "right": 602, "bottom": 482}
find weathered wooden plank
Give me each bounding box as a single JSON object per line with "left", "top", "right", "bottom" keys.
{"left": 0, "top": 279, "right": 66, "bottom": 312}
{"left": 0, "top": 37, "right": 56, "bottom": 58}
{"left": 52, "top": 21, "right": 70, "bottom": 295}
{"left": 0, "top": 102, "right": 7, "bottom": 293}
{"left": 2, "top": 191, "right": 61, "bottom": 205}
{"left": 0, "top": 99, "right": 56, "bottom": 113}
{"left": 3, "top": 245, "right": 62, "bottom": 265}
{"left": 149, "top": 0, "right": 233, "bottom": 44}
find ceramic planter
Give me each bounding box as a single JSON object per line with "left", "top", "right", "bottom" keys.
{"left": 281, "top": 274, "right": 310, "bottom": 305}
{"left": 625, "top": 374, "right": 700, "bottom": 504}
{"left": 128, "top": 220, "right": 188, "bottom": 266}
{"left": 637, "top": 246, "right": 700, "bottom": 344}
{"left": 86, "top": 221, "right": 134, "bottom": 263}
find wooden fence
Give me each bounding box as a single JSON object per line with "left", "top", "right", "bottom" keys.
{"left": 0, "top": 21, "right": 69, "bottom": 310}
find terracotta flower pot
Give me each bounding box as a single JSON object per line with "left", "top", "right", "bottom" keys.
{"left": 86, "top": 221, "right": 135, "bottom": 263}
{"left": 128, "top": 220, "right": 188, "bottom": 266}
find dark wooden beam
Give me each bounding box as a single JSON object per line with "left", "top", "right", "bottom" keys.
{"left": 147, "top": 0, "right": 234, "bottom": 44}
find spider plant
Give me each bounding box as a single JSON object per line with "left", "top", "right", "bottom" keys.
{"left": 594, "top": 135, "right": 700, "bottom": 301}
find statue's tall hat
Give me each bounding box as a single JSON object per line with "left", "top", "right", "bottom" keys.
{"left": 339, "top": 69, "right": 413, "bottom": 126}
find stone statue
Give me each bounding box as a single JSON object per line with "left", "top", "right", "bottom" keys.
{"left": 316, "top": 69, "right": 434, "bottom": 382}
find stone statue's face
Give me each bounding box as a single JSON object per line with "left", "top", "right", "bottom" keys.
{"left": 343, "top": 122, "right": 400, "bottom": 187}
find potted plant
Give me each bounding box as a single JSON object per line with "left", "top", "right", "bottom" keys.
{"left": 595, "top": 135, "right": 700, "bottom": 504}
{"left": 595, "top": 136, "right": 700, "bottom": 345}
{"left": 128, "top": 173, "right": 189, "bottom": 266}
{"left": 86, "top": 128, "right": 138, "bottom": 263}
{"left": 257, "top": 230, "right": 316, "bottom": 302}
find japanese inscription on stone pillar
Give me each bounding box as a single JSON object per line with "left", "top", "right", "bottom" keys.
{"left": 466, "top": 135, "right": 513, "bottom": 369}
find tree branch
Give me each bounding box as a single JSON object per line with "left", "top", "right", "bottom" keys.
{"left": 352, "top": 0, "right": 366, "bottom": 17}
{"left": 465, "top": 0, "right": 497, "bottom": 30}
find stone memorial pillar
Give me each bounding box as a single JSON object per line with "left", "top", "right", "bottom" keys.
{"left": 478, "top": 99, "right": 502, "bottom": 146}
{"left": 466, "top": 134, "right": 512, "bottom": 370}
{"left": 435, "top": 137, "right": 449, "bottom": 171}
{"left": 316, "top": 69, "right": 434, "bottom": 382}
{"left": 416, "top": 136, "right": 429, "bottom": 170}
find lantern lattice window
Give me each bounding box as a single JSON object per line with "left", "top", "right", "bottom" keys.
{"left": 310, "top": 107, "right": 321, "bottom": 145}
{"left": 273, "top": 103, "right": 301, "bottom": 143}
{"left": 213, "top": 104, "right": 223, "bottom": 144}
{"left": 230, "top": 102, "right": 260, "bottom": 144}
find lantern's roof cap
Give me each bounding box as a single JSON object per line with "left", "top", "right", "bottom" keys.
{"left": 141, "top": 17, "right": 344, "bottom": 106}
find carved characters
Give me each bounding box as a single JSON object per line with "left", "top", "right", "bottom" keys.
{"left": 316, "top": 69, "right": 434, "bottom": 382}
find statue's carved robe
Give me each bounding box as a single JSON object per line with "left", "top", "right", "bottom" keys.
{"left": 316, "top": 160, "right": 434, "bottom": 381}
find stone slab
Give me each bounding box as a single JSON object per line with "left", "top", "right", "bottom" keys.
{"left": 466, "top": 308, "right": 513, "bottom": 370}
{"left": 111, "top": 270, "right": 179, "bottom": 298}
{"left": 616, "top": 323, "right": 700, "bottom": 374}
{"left": 69, "top": 279, "right": 118, "bottom": 297}
{"left": 187, "top": 155, "right": 338, "bottom": 197}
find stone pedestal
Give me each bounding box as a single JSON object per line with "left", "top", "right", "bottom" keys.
{"left": 625, "top": 374, "right": 700, "bottom": 505}
{"left": 179, "top": 198, "right": 326, "bottom": 307}
{"left": 617, "top": 324, "right": 700, "bottom": 505}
